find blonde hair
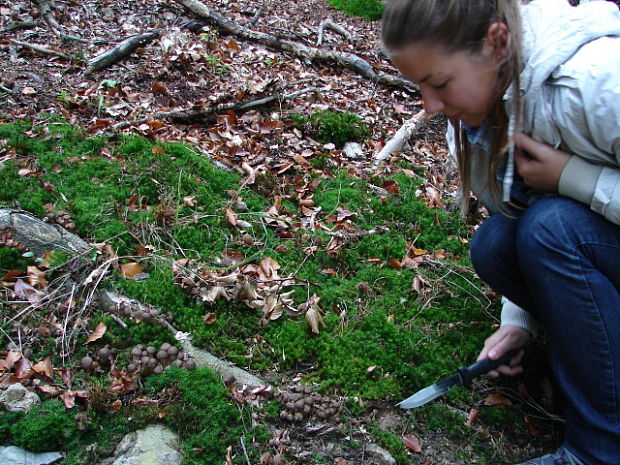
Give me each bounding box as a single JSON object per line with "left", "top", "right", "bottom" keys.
{"left": 382, "top": 0, "right": 523, "bottom": 212}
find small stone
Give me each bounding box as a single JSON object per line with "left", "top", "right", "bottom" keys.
{"left": 0, "top": 383, "right": 40, "bottom": 413}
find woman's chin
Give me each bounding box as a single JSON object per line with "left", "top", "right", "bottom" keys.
{"left": 455, "top": 114, "right": 483, "bottom": 127}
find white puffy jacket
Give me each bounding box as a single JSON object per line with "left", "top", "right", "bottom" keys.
{"left": 465, "top": 0, "right": 620, "bottom": 334}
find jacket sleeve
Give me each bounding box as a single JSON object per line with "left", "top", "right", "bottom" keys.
{"left": 500, "top": 298, "right": 539, "bottom": 337}
{"left": 552, "top": 37, "right": 620, "bottom": 225}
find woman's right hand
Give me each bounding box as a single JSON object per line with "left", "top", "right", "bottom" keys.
{"left": 478, "top": 325, "right": 531, "bottom": 377}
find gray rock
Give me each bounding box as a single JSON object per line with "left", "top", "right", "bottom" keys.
{"left": 0, "top": 383, "right": 41, "bottom": 413}
{"left": 365, "top": 444, "right": 396, "bottom": 465}
{"left": 99, "top": 425, "right": 181, "bottom": 465}
{"left": 0, "top": 446, "right": 62, "bottom": 465}
{"left": 0, "top": 209, "right": 89, "bottom": 257}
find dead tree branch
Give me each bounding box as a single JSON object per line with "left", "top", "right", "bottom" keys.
{"left": 0, "top": 22, "right": 42, "bottom": 33}
{"left": 111, "top": 86, "right": 320, "bottom": 130}
{"left": 174, "top": 0, "right": 414, "bottom": 91}
{"left": 84, "top": 31, "right": 160, "bottom": 76}
{"left": 9, "top": 39, "right": 72, "bottom": 60}
{"left": 317, "top": 19, "right": 352, "bottom": 46}
{"left": 373, "top": 110, "right": 432, "bottom": 167}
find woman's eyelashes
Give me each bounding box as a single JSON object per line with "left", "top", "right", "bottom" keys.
{"left": 432, "top": 81, "right": 448, "bottom": 89}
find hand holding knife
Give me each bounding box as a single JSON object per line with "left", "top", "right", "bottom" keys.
{"left": 396, "top": 352, "right": 513, "bottom": 409}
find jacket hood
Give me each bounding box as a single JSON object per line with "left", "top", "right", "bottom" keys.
{"left": 501, "top": 0, "right": 620, "bottom": 202}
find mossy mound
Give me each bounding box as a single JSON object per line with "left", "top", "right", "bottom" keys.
{"left": 0, "top": 119, "right": 529, "bottom": 464}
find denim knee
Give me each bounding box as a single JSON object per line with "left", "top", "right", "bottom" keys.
{"left": 515, "top": 197, "right": 580, "bottom": 265}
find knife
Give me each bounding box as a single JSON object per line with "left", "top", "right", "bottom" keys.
{"left": 396, "top": 352, "right": 513, "bottom": 409}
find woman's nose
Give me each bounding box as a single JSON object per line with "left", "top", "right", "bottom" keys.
{"left": 421, "top": 89, "right": 444, "bottom": 114}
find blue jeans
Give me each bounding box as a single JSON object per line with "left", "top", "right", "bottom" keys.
{"left": 470, "top": 197, "right": 620, "bottom": 465}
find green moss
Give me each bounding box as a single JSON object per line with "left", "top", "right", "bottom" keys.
{"left": 369, "top": 426, "right": 411, "bottom": 464}
{"left": 8, "top": 400, "right": 79, "bottom": 452}
{"left": 146, "top": 366, "right": 242, "bottom": 465}
{"left": 294, "top": 111, "right": 369, "bottom": 147}
{"left": 326, "top": 0, "right": 384, "bottom": 20}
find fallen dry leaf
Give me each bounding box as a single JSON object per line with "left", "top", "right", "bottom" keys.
{"left": 483, "top": 393, "right": 512, "bottom": 407}
{"left": 466, "top": 408, "right": 480, "bottom": 427}
{"left": 32, "top": 357, "right": 54, "bottom": 381}
{"left": 85, "top": 321, "right": 107, "bottom": 344}
{"left": 402, "top": 434, "right": 422, "bottom": 452}
{"left": 304, "top": 294, "right": 325, "bottom": 334}
{"left": 27, "top": 265, "right": 48, "bottom": 289}
{"left": 120, "top": 262, "right": 143, "bottom": 278}
{"left": 524, "top": 415, "right": 539, "bottom": 437}
{"left": 203, "top": 312, "right": 217, "bottom": 324}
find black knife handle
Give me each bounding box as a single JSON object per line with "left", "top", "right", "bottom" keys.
{"left": 457, "top": 351, "right": 514, "bottom": 387}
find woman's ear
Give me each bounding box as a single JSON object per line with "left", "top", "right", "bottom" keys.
{"left": 482, "top": 22, "right": 510, "bottom": 61}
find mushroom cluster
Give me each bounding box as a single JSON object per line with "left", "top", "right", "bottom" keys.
{"left": 80, "top": 345, "right": 116, "bottom": 370}
{"left": 113, "top": 301, "right": 174, "bottom": 328}
{"left": 275, "top": 385, "right": 342, "bottom": 423}
{"left": 45, "top": 207, "right": 76, "bottom": 232}
{"left": 126, "top": 343, "right": 196, "bottom": 376}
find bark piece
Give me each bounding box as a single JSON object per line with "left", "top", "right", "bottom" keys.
{"left": 373, "top": 110, "right": 432, "bottom": 167}
{"left": 317, "top": 19, "right": 352, "bottom": 46}
{"left": 84, "top": 31, "right": 160, "bottom": 76}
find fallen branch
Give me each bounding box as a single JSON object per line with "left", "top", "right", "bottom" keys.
{"left": 316, "top": 19, "right": 352, "bottom": 46}
{"left": 373, "top": 110, "right": 432, "bottom": 167}
{"left": 0, "top": 21, "right": 42, "bottom": 33}
{"left": 175, "top": 0, "right": 414, "bottom": 90}
{"left": 111, "top": 86, "right": 319, "bottom": 130}
{"left": 325, "top": 225, "right": 389, "bottom": 240}
{"left": 84, "top": 31, "right": 160, "bottom": 76}
{"left": 9, "top": 39, "right": 72, "bottom": 60}
{"left": 0, "top": 84, "right": 13, "bottom": 94}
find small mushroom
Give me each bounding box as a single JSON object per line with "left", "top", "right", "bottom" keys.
{"left": 131, "top": 347, "right": 142, "bottom": 360}
{"left": 80, "top": 356, "right": 93, "bottom": 370}
{"left": 184, "top": 359, "right": 196, "bottom": 370}
{"left": 97, "top": 347, "right": 110, "bottom": 362}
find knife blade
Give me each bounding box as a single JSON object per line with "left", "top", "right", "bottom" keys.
{"left": 396, "top": 352, "right": 513, "bottom": 409}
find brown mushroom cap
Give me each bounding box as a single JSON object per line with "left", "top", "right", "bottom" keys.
{"left": 97, "top": 347, "right": 110, "bottom": 361}
{"left": 80, "top": 356, "right": 93, "bottom": 370}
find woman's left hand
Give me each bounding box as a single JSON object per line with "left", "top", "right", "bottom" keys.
{"left": 514, "top": 133, "right": 571, "bottom": 192}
